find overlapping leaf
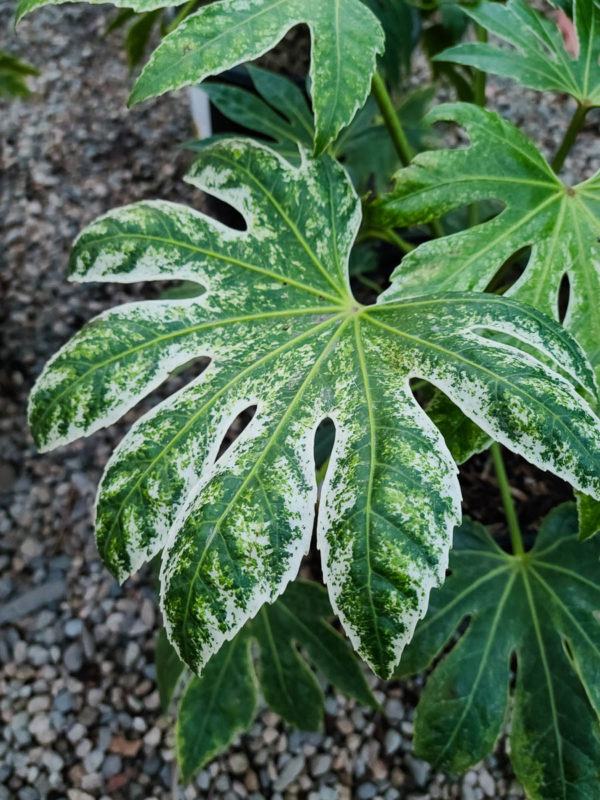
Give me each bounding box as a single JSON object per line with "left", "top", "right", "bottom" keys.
{"left": 371, "top": 103, "right": 600, "bottom": 380}
{"left": 437, "top": 0, "right": 600, "bottom": 107}
{"left": 361, "top": 0, "right": 419, "bottom": 85}
{"left": 190, "top": 65, "right": 315, "bottom": 164}
{"left": 129, "top": 0, "right": 384, "bottom": 154}
{"left": 398, "top": 504, "right": 600, "bottom": 800}
{"left": 160, "top": 580, "right": 375, "bottom": 780}
{"left": 29, "top": 137, "right": 600, "bottom": 678}
{"left": 190, "top": 65, "right": 435, "bottom": 189}
{"left": 16, "top": 0, "right": 384, "bottom": 153}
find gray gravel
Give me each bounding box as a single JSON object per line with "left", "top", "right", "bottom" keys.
{"left": 2, "top": 4, "right": 596, "bottom": 799}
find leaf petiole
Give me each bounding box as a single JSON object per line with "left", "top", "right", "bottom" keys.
{"left": 490, "top": 442, "right": 524, "bottom": 555}
{"left": 371, "top": 71, "right": 414, "bottom": 166}
{"left": 551, "top": 102, "right": 589, "bottom": 173}
{"left": 358, "top": 227, "right": 415, "bottom": 253}
{"left": 371, "top": 72, "right": 444, "bottom": 239}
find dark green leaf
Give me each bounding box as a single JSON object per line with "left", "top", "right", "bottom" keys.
{"left": 252, "top": 580, "right": 376, "bottom": 731}
{"left": 125, "top": 10, "right": 162, "bottom": 68}
{"left": 362, "top": 0, "right": 419, "bottom": 86}
{"left": 175, "top": 579, "right": 375, "bottom": 779}
{"left": 398, "top": 504, "right": 600, "bottom": 799}
{"left": 425, "top": 391, "right": 490, "bottom": 465}
{"left": 177, "top": 632, "right": 256, "bottom": 781}
{"left": 0, "top": 50, "right": 39, "bottom": 98}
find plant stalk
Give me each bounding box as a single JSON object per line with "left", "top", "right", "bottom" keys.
{"left": 371, "top": 71, "right": 415, "bottom": 167}
{"left": 359, "top": 227, "right": 415, "bottom": 253}
{"left": 472, "top": 25, "right": 488, "bottom": 107}
{"left": 490, "top": 442, "right": 524, "bottom": 556}
{"left": 551, "top": 102, "right": 589, "bottom": 173}
{"left": 371, "top": 73, "right": 445, "bottom": 239}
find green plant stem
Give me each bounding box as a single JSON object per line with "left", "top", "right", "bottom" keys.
{"left": 551, "top": 103, "right": 589, "bottom": 173}
{"left": 371, "top": 73, "right": 445, "bottom": 240}
{"left": 371, "top": 71, "right": 415, "bottom": 167}
{"left": 358, "top": 228, "right": 415, "bottom": 253}
{"left": 490, "top": 442, "right": 524, "bottom": 555}
{"left": 473, "top": 25, "right": 488, "bottom": 107}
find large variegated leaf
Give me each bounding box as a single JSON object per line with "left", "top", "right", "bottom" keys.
{"left": 128, "top": 0, "right": 384, "bottom": 154}
{"left": 371, "top": 103, "right": 600, "bottom": 380}
{"left": 29, "top": 137, "right": 600, "bottom": 678}
{"left": 162, "top": 579, "right": 375, "bottom": 780}
{"left": 398, "top": 504, "right": 600, "bottom": 800}
{"left": 437, "top": 0, "right": 600, "bottom": 107}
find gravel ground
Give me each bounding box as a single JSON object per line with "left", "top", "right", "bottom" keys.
{"left": 1, "top": 5, "right": 598, "bottom": 799}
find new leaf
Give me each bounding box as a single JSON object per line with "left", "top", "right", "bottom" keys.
{"left": 437, "top": 0, "right": 600, "bottom": 108}
{"left": 29, "top": 138, "right": 600, "bottom": 678}
{"left": 398, "top": 504, "right": 600, "bottom": 800}
{"left": 371, "top": 103, "right": 600, "bottom": 380}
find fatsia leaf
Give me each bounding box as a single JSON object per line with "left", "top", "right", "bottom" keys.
{"left": 124, "top": 10, "right": 162, "bottom": 68}
{"left": 174, "top": 579, "right": 374, "bottom": 780}
{"left": 398, "top": 504, "right": 600, "bottom": 800}
{"left": 0, "top": 50, "right": 39, "bottom": 98}
{"left": 190, "top": 65, "right": 314, "bottom": 165}
{"left": 15, "top": 0, "right": 180, "bottom": 22}
{"left": 178, "top": 632, "right": 256, "bottom": 781}
{"left": 28, "top": 138, "right": 600, "bottom": 678}
{"left": 191, "top": 67, "right": 435, "bottom": 191}
{"left": 576, "top": 489, "right": 600, "bottom": 539}
{"left": 128, "top": 0, "right": 385, "bottom": 154}
{"left": 361, "top": 0, "right": 418, "bottom": 86}
{"left": 437, "top": 0, "right": 600, "bottom": 107}
{"left": 371, "top": 103, "right": 600, "bottom": 380}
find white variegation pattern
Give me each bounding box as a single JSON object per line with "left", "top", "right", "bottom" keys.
{"left": 371, "top": 103, "right": 600, "bottom": 383}
{"left": 29, "top": 138, "right": 600, "bottom": 677}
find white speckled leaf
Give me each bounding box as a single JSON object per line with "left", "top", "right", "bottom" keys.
{"left": 371, "top": 103, "right": 600, "bottom": 381}
{"left": 29, "top": 138, "right": 600, "bottom": 678}
{"left": 15, "top": 0, "right": 179, "bottom": 22}
{"left": 129, "top": 0, "right": 385, "bottom": 154}
{"left": 437, "top": 0, "right": 600, "bottom": 107}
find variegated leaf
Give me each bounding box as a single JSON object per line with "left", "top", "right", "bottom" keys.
{"left": 29, "top": 138, "right": 600, "bottom": 678}
{"left": 371, "top": 103, "right": 600, "bottom": 380}
{"left": 128, "top": 0, "right": 384, "bottom": 154}
{"left": 16, "top": 0, "right": 384, "bottom": 153}
{"left": 437, "top": 0, "right": 600, "bottom": 108}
